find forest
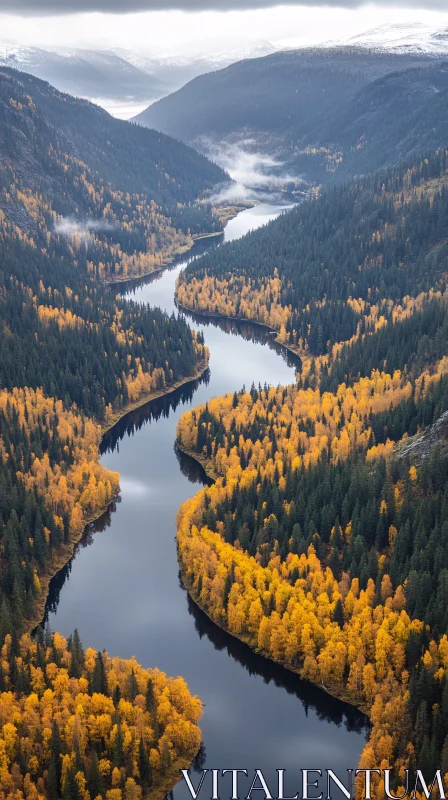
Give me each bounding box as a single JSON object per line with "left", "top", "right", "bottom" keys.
{"left": 0, "top": 629, "right": 202, "bottom": 800}
{"left": 175, "top": 150, "right": 448, "bottom": 796}
{"left": 0, "top": 144, "right": 209, "bottom": 636}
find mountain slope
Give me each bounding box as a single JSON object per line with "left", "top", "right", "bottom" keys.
{"left": 0, "top": 68, "right": 211, "bottom": 637}
{"left": 136, "top": 47, "right": 444, "bottom": 188}
{"left": 304, "top": 60, "right": 448, "bottom": 182}
{"left": 135, "top": 48, "right": 433, "bottom": 145}
{"left": 0, "top": 67, "right": 227, "bottom": 280}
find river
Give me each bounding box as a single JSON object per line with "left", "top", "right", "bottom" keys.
{"left": 44, "top": 203, "right": 368, "bottom": 799}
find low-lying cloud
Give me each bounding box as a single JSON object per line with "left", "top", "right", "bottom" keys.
{"left": 201, "top": 138, "right": 304, "bottom": 203}
{"left": 54, "top": 217, "right": 115, "bottom": 240}
{"left": 2, "top": 0, "right": 446, "bottom": 13}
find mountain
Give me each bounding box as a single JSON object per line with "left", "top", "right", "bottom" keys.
{"left": 135, "top": 47, "right": 434, "bottom": 148}
{"left": 135, "top": 46, "right": 445, "bottom": 188}
{"left": 313, "top": 60, "right": 448, "bottom": 181}
{"left": 0, "top": 67, "right": 227, "bottom": 280}
{"left": 0, "top": 44, "right": 166, "bottom": 103}
{"left": 114, "top": 41, "right": 278, "bottom": 93}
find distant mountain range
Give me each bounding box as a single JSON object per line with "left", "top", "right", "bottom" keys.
{"left": 0, "top": 40, "right": 277, "bottom": 114}
{"left": 113, "top": 41, "right": 277, "bottom": 91}
{"left": 0, "top": 45, "right": 167, "bottom": 104}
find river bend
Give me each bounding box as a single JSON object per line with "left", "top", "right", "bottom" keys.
{"left": 45, "top": 204, "right": 368, "bottom": 799}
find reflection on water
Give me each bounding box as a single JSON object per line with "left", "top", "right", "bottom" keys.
{"left": 101, "top": 370, "right": 210, "bottom": 456}
{"left": 43, "top": 500, "right": 118, "bottom": 624}
{"left": 182, "top": 310, "right": 300, "bottom": 372}
{"left": 185, "top": 591, "right": 368, "bottom": 736}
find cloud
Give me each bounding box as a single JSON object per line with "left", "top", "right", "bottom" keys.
{"left": 1, "top": 0, "right": 446, "bottom": 14}
{"left": 54, "top": 216, "right": 114, "bottom": 240}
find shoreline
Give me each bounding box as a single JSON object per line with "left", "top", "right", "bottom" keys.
{"left": 178, "top": 562, "right": 369, "bottom": 718}
{"left": 102, "top": 199, "right": 261, "bottom": 287}
{"left": 175, "top": 442, "right": 369, "bottom": 717}
{"left": 149, "top": 750, "right": 202, "bottom": 800}
{"left": 177, "top": 303, "right": 307, "bottom": 366}
{"left": 26, "top": 356, "right": 210, "bottom": 636}
{"left": 102, "top": 240, "right": 193, "bottom": 285}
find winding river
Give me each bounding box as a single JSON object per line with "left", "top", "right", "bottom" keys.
{"left": 44, "top": 203, "right": 368, "bottom": 799}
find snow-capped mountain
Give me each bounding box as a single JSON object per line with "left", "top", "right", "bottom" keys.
{"left": 112, "top": 41, "right": 278, "bottom": 92}
{"left": 342, "top": 22, "right": 448, "bottom": 56}
{"left": 0, "top": 44, "right": 166, "bottom": 105}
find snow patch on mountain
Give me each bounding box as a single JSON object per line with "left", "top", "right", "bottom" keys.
{"left": 340, "top": 22, "right": 448, "bottom": 56}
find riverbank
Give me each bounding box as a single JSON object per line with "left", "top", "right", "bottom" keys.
{"left": 176, "top": 437, "right": 370, "bottom": 717}
{"left": 150, "top": 751, "right": 202, "bottom": 800}
{"left": 177, "top": 303, "right": 310, "bottom": 370}
{"left": 26, "top": 356, "right": 210, "bottom": 636}
{"left": 103, "top": 201, "right": 260, "bottom": 285}
{"left": 175, "top": 449, "right": 369, "bottom": 720}
{"left": 178, "top": 559, "right": 369, "bottom": 717}
{"left": 103, "top": 241, "right": 194, "bottom": 285}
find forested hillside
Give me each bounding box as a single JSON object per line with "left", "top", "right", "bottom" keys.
{"left": 0, "top": 68, "right": 210, "bottom": 637}
{"left": 137, "top": 48, "right": 448, "bottom": 187}
{"left": 0, "top": 68, "right": 227, "bottom": 282}
{"left": 175, "top": 150, "right": 448, "bottom": 795}
{"left": 0, "top": 182, "right": 209, "bottom": 636}
{"left": 177, "top": 149, "right": 448, "bottom": 358}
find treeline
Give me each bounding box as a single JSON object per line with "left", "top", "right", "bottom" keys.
{"left": 0, "top": 629, "right": 202, "bottom": 800}
{"left": 177, "top": 149, "right": 448, "bottom": 357}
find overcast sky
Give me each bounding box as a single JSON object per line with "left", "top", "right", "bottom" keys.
{"left": 0, "top": 3, "right": 447, "bottom": 56}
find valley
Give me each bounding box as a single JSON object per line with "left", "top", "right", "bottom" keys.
{"left": 1, "top": 16, "right": 448, "bottom": 798}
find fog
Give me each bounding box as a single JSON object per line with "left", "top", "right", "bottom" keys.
{"left": 54, "top": 217, "right": 115, "bottom": 239}
{"left": 200, "top": 137, "right": 304, "bottom": 202}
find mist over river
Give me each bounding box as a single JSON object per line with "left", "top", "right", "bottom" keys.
{"left": 44, "top": 203, "right": 368, "bottom": 800}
